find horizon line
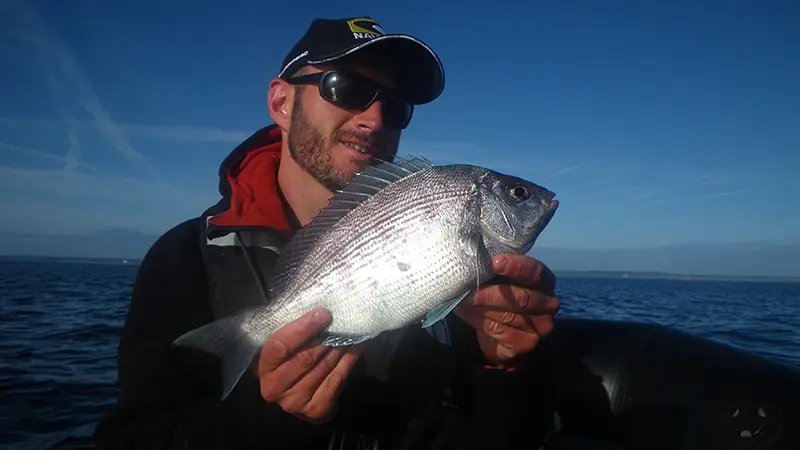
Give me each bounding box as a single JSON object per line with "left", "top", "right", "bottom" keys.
{"left": 1, "top": 253, "right": 798, "bottom": 282}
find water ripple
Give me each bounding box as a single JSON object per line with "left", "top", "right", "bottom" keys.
{"left": 1, "top": 260, "right": 137, "bottom": 449}
{"left": 1, "top": 261, "right": 799, "bottom": 448}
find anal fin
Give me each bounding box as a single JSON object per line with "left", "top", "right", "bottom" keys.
{"left": 421, "top": 291, "right": 471, "bottom": 328}
{"left": 321, "top": 333, "right": 378, "bottom": 347}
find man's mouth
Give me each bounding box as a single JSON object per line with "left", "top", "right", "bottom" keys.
{"left": 341, "top": 138, "right": 382, "bottom": 158}
{"left": 344, "top": 142, "right": 369, "bottom": 154}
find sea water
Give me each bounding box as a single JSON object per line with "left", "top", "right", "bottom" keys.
{"left": 1, "top": 258, "right": 799, "bottom": 449}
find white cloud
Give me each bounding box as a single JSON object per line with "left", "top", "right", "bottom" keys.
{"left": 2, "top": 0, "right": 159, "bottom": 179}
{"left": 0, "top": 117, "right": 252, "bottom": 144}
{"left": 0, "top": 141, "right": 100, "bottom": 172}
{"left": 0, "top": 1, "right": 231, "bottom": 236}
{"left": 0, "top": 165, "right": 218, "bottom": 234}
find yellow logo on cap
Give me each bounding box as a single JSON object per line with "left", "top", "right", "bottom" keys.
{"left": 347, "top": 18, "right": 384, "bottom": 40}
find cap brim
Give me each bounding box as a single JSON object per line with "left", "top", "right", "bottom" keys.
{"left": 307, "top": 34, "right": 444, "bottom": 105}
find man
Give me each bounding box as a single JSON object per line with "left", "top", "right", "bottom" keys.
{"left": 94, "top": 16, "right": 561, "bottom": 450}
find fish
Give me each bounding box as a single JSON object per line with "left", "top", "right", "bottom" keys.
{"left": 172, "top": 156, "right": 559, "bottom": 400}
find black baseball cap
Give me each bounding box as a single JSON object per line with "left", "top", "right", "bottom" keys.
{"left": 277, "top": 17, "right": 445, "bottom": 105}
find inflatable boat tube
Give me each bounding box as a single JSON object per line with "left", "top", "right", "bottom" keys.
{"left": 541, "top": 318, "right": 800, "bottom": 450}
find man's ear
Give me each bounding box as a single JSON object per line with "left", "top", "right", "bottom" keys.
{"left": 268, "top": 78, "right": 293, "bottom": 132}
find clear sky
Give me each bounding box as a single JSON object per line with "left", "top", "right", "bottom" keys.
{"left": 1, "top": 0, "right": 797, "bottom": 250}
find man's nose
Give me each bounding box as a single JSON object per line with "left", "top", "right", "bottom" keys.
{"left": 353, "top": 100, "right": 384, "bottom": 132}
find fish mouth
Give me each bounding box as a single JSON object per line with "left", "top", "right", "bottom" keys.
{"left": 538, "top": 190, "right": 558, "bottom": 220}
{"left": 540, "top": 200, "right": 558, "bottom": 229}
{"left": 539, "top": 193, "right": 559, "bottom": 223}
{"left": 539, "top": 188, "right": 557, "bottom": 206}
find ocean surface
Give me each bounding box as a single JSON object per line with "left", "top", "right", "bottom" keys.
{"left": 2, "top": 258, "right": 799, "bottom": 449}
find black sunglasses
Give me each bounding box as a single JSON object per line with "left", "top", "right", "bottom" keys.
{"left": 286, "top": 70, "right": 414, "bottom": 130}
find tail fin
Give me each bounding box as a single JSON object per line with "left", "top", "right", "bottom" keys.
{"left": 172, "top": 308, "right": 268, "bottom": 400}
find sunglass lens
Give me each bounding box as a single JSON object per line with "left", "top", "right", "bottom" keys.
{"left": 322, "top": 72, "right": 377, "bottom": 110}
{"left": 382, "top": 99, "right": 413, "bottom": 129}
{"left": 320, "top": 71, "right": 413, "bottom": 129}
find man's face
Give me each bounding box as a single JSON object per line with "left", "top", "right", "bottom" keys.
{"left": 286, "top": 60, "right": 403, "bottom": 192}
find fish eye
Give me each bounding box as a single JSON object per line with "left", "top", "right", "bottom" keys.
{"left": 508, "top": 185, "right": 529, "bottom": 200}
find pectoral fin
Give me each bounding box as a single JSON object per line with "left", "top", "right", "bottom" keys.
{"left": 460, "top": 231, "right": 483, "bottom": 292}
{"left": 460, "top": 232, "right": 481, "bottom": 257}
{"left": 421, "top": 291, "right": 471, "bottom": 328}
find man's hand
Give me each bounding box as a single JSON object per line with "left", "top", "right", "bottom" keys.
{"left": 257, "top": 308, "right": 363, "bottom": 423}
{"left": 455, "top": 254, "right": 560, "bottom": 366}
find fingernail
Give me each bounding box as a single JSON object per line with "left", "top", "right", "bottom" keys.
{"left": 494, "top": 256, "right": 508, "bottom": 272}
{"left": 311, "top": 309, "right": 330, "bottom": 324}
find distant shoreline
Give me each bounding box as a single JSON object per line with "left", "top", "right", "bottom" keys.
{"left": 0, "top": 255, "right": 142, "bottom": 266}
{"left": 556, "top": 270, "right": 800, "bottom": 283}
{"left": 2, "top": 254, "right": 798, "bottom": 283}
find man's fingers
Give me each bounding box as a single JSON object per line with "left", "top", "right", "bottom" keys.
{"left": 491, "top": 255, "right": 557, "bottom": 294}
{"left": 457, "top": 307, "right": 555, "bottom": 341}
{"left": 474, "top": 326, "right": 540, "bottom": 364}
{"left": 259, "top": 308, "right": 331, "bottom": 372}
{"left": 468, "top": 308, "right": 547, "bottom": 331}
{"left": 259, "top": 341, "right": 330, "bottom": 402}
{"left": 302, "top": 345, "right": 364, "bottom": 421}
{"left": 277, "top": 346, "right": 348, "bottom": 415}
{"left": 489, "top": 338, "right": 525, "bottom": 362}
{"left": 463, "top": 284, "right": 560, "bottom": 313}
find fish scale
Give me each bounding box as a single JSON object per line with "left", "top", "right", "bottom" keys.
{"left": 172, "top": 156, "right": 559, "bottom": 400}
{"left": 296, "top": 190, "right": 478, "bottom": 331}
{"left": 292, "top": 179, "right": 473, "bottom": 289}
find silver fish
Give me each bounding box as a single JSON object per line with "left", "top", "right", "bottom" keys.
{"left": 173, "top": 156, "right": 559, "bottom": 399}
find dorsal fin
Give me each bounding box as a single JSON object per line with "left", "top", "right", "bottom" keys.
{"left": 267, "top": 156, "right": 434, "bottom": 296}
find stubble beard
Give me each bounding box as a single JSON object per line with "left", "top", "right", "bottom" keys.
{"left": 287, "top": 99, "right": 354, "bottom": 192}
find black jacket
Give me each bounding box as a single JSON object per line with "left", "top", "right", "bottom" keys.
{"left": 93, "top": 126, "right": 557, "bottom": 450}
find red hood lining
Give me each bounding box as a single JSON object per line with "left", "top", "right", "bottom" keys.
{"left": 208, "top": 125, "right": 294, "bottom": 234}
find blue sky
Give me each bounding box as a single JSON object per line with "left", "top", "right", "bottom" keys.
{"left": 1, "top": 0, "right": 797, "bottom": 251}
